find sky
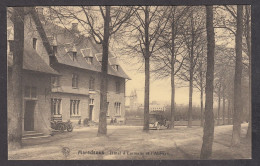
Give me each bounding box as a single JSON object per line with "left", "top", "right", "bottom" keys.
{"left": 120, "top": 59, "right": 202, "bottom": 106}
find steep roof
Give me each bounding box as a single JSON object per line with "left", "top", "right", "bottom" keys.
{"left": 41, "top": 14, "right": 130, "bottom": 79}
{"left": 7, "top": 8, "right": 59, "bottom": 75}
{"left": 8, "top": 46, "right": 59, "bottom": 75}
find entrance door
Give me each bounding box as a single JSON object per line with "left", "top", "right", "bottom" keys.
{"left": 24, "top": 101, "right": 36, "bottom": 131}
{"left": 89, "top": 105, "right": 94, "bottom": 121}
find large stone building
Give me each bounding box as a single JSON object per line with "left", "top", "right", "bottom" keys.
{"left": 37, "top": 8, "right": 130, "bottom": 124}
{"left": 7, "top": 7, "right": 129, "bottom": 136}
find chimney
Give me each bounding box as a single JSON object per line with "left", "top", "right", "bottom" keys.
{"left": 72, "top": 23, "right": 79, "bottom": 32}
{"left": 36, "top": 7, "right": 44, "bottom": 20}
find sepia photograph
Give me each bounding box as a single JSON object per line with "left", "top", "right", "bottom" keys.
{"left": 7, "top": 5, "right": 251, "bottom": 160}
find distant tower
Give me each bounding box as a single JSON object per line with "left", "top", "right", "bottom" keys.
{"left": 129, "top": 89, "right": 138, "bottom": 112}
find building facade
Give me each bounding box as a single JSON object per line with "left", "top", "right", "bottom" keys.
{"left": 39, "top": 8, "right": 129, "bottom": 124}
{"left": 7, "top": 7, "right": 129, "bottom": 137}
{"left": 7, "top": 11, "right": 59, "bottom": 135}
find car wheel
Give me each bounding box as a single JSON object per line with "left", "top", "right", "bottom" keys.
{"left": 156, "top": 124, "right": 161, "bottom": 130}
{"left": 58, "top": 124, "right": 66, "bottom": 132}
{"left": 67, "top": 124, "right": 73, "bottom": 132}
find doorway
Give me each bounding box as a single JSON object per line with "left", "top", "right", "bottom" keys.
{"left": 89, "top": 105, "right": 94, "bottom": 121}
{"left": 24, "top": 100, "right": 36, "bottom": 131}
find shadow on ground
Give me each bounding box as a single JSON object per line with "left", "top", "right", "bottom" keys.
{"left": 8, "top": 123, "right": 251, "bottom": 160}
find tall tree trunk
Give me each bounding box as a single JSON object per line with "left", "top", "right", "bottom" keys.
{"left": 98, "top": 6, "right": 110, "bottom": 136}
{"left": 200, "top": 80, "right": 204, "bottom": 127}
{"left": 217, "top": 88, "right": 221, "bottom": 126}
{"left": 188, "top": 73, "right": 193, "bottom": 128}
{"left": 200, "top": 5, "right": 215, "bottom": 159}
{"left": 245, "top": 5, "right": 251, "bottom": 139}
{"left": 199, "top": 52, "right": 204, "bottom": 127}
{"left": 222, "top": 86, "right": 226, "bottom": 125}
{"left": 170, "top": 74, "right": 175, "bottom": 128}
{"left": 188, "top": 12, "right": 194, "bottom": 128}
{"left": 231, "top": 5, "right": 243, "bottom": 146}
{"left": 170, "top": 18, "right": 175, "bottom": 129}
{"left": 228, "top": 98, "right": 231, "bottom": 124}
{"left": 143, "top": 6, "right": 150, "bottom": 131}
{"left": 8, "top": 7, "right": 25, "bottom": 150}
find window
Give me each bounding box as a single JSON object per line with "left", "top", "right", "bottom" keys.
{"left": 51, "top": 76, "right": 60, "bottom": 87}
{"left": 8, "top": 40, "right": 14, "bottom": 52}
{"left": 31, "top": 87, "right": 37, "bottom": 98}
{"left": 51, "top": 98, "right": 62, "bottom": 115}
{"left": 33, "top": 38, "right": 37, "bottom": 50}
{"left": 81, "top": 48, "right": 93, "bottom": 64}
{"left": 114, "top": 102, "right": 121, "bottom": 116}
{"left": 89, "top": 77, "right": 95, "bottom": 90}
{"left": 85, "top": 57, "right": 93, "bottom": 64}
{"left": 113, "top": 65, "right": 119, "bottom": 71}
{"left": 69, "top": 51, "right": 77, "bottom": 61}
{"left": 24, "top": 86, "right": 37, "bottom": 99}
{"left": 89, "top": 98, "right": 94, "bottom": 105}
{"left": 72, "top": 74, "right": 78, "bottom": 88}
{"left": 72, "top": 52, "right": 77, "bottom": 61}
{"left": 24, "top": 86, "right": 31, "bottom": 98}
{"left": 53, "top": 45, "right": 57, "bottom": 55}
{"left": 116, "top": 81, "right": 120, "bottom": 94}
{"left": 70, "top": 100, "right": 80, "bottom": 117}
{"left": 106, "top": 102, "right": 110, "bottom": 116}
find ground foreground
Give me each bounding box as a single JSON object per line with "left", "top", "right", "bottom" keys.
{"left": 8, "top": 123, "right": 251, "bottom": 160}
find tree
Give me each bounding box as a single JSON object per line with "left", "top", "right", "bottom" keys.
{"left": 231, "top": 5, "right": 243, "bottom": 146}
{"left": 244, "top": 5, "right": 251, "bottom": 139}
{"left": 213, "top": 45, "right": 235, "bottom": 126}
{"left": 215, "top": 79, "right": 222, "bottom": 126}
{"left": 151, "top": 6, "right": 190, "bottom": 128}
{"left": 82, "top": 6, "right": 135, "bottom": 136}
{"left": 121, "top": 6, "right": 170, "bottom": 131}
{"left": 8, "top": 7, "right": 25, "bottom": 150}
{"left": 193, "top": 48, "right": 207, "bottom": 127}
{"left": 200, "top": 5, "right": 215, "bottom": 159}
{"left": 178, "top": 7, "right": 206, "bottom": 127}
{"left": 167, "top": 6, "right": 190, "bottom": 129}
{"left": 49, "top": 6, "right": 135, "bottom": 136}
{"left": 96, "top": 6, "right": 110, "bottom": 136}
{"left": 214, "top": 5, "right": 250, "bottom": 140}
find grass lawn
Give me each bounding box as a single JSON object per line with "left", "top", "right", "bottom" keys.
{"left": 8, "top": 123, "right": 251, "bottom": 160}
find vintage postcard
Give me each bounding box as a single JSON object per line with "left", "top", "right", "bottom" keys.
{"left": 6, "top": 5, "right": 252, "bottom": 160}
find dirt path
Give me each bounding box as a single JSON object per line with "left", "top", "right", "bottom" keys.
{"left": 8, "top": 123, "right": 251, "bottom": 160}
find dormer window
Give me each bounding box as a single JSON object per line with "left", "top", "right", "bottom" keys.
{"left": 113, "top": 65, "right": 119, "bottom": 71}
{"left": 70, "top": 45, "right": 77, "bottom": 61}
{"left": 81, "top": 48, "right": 93, "bottom": 64}
{"left": 85, "top": 56, "right": 93, "bottom": 64}
{"left": 88, "top": 57, "right": 93, "bottom": 64}
{"left": 72, "top": 51, "right": 77, "bottom": 61}
{"left": 33, "top": 38, "right": 37, "bottom": 50}
{"left": 95, "top": 53, "right": 102, "bottom": 65}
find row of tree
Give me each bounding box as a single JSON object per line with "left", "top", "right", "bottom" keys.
{"left": 46, "top": 5, "right": 251, "bottom": 158}
{"left": 9, "top": 5, "right": 250, "bottom": 159}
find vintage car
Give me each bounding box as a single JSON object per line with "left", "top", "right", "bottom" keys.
{"left": 149, "top": 112, "right": 170, "bottom": 130}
